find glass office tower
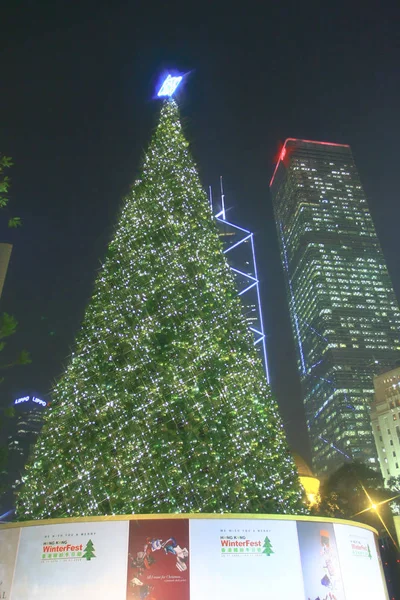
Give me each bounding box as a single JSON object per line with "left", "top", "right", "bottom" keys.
{"left": 212, "top": 179, "right": 269, "bottom": 381}
{"left": 270, "top": 138, "right": 400, "bottom": 474}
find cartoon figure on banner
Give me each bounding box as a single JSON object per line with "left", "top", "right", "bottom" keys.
{"left": 128, "top": 533, "right": 189, "bottom": 598}
{"left": 129, "top": 577, "right": 155, "bottom": 600}
{"left": 308, "top": 529, "right": 341, "bottom": 600}
{"left": 162, "top": 536, "right": 189, "bottom": 572}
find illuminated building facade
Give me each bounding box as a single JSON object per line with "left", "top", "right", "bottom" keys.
{"left": 0, "top": 396, "right": 47, "bottom": 519}
{"left": 293, "top": 453, "right": 320, "bottom": 507}
{"left": 270, "top": 138, "right": 400, "bottom": 475}
{"left": 371, "top": 365, "right": 400, "bottom": 485}
{"left": 212, "top": 179, "right": 269, "bottom": 381}
{"left": 8, "top": 396, "right": 47, "bottom": 459}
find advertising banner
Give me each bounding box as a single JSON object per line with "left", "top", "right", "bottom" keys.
{"left": 333, "top": 523, "right": 389, "bottom": 600}
{"left": 0, "top": 528, "right": 20, "bottom": 600}
{"left": 189, "top": 518, "right": 305, "bottom": 600}
{"left": 126, "top": 518, "right": 190, "bottom": 600}
{"left": 297, "top": 520, "right": 346, "bottom": 600}
{"left": 10, "top": 520, "right": 128, "bottom": 600}
{"left": 0, "top": 515, "right": 390, "bottom": 599}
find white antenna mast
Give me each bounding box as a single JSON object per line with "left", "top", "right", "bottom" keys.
{"left": 208, "top": 185, "right": 213, "bottom": 213}
{"left": 220, "top": 176, "right": 226, "bottom": 220}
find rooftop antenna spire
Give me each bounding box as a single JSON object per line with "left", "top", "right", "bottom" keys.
{"left": 208, "top": 185, "right": 213, "bottom": 213}
{"left": 220, "top": 176, "right": 226, "bottom": 221}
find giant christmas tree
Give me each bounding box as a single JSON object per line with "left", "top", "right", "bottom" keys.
{"left": 17, "top": 100, "right": 303, "bottom": 519}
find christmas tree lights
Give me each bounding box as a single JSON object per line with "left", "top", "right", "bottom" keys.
{"left": 16, "top": 100, "right": 304, "bottom": 519}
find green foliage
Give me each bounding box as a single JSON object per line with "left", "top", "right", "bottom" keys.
{"left": 387, "top": 475, "right": 400, "bottom": 491}
{"left": 3, "top": 406, "right": 15, "bottom": 418}
{"left": 387, "top": 475, "right": 400, "bottom": 513}
{"left": 0, "top": 313, "right": 31, "bottom": 374}
{"left": 315, "top": 461, "right": 397, "bottom": 533}
{"left": 8, "top": 216, "right": 21, "bottom": 228}
{"left": 16, "top": 100, "right": 304, "bottom": 520}
{"left": 0, "top": 312, "right": 17, "bottom": 339}
{"left": 0, "top": 155, "right": 20, "bottom": 225}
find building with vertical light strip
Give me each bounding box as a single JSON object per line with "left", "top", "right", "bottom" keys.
{"left": 212, "top": 180, "right": 269, "bottom": 382}
{"left": 270, "top": 138, "right": 400, "bottom": 475}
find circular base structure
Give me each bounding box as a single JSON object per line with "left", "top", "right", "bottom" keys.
{"left": 0, "top": 513, "right": 388, "bottom": 599}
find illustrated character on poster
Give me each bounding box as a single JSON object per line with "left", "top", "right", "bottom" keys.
{"left": 128, "top": 527, "right": 190, "bottom": 600}
{"left": 143, "top": 538, "right": 157, "bottom": 566}
{"left": 312, "top": 529, "right": 342, "bottom": 600}
{"left": 130, "top": 534, "right": 189, "bottom": 575}
{"left": 129, "top": 576, "right": 156, "bottom": 600}
{"left": 162, "top": 536, "right": 189, "bottom": 571}
{"left": 150, "top": 538, "right": 163, "bottom": 551}
{"left": 129, "top": 550, "right": 154, "bottom": 574}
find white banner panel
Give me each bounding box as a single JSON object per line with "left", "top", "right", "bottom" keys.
{"left": 334, "top": 523, "right": 389, "bottom": 600}
{"left": 10, "top": 520, "right": 129, "bottom": 600}
{"left": 0, "top": 527, "right": 20, "bottom": 599}
{"left": 189, "top": 518, "right": 305, "bottom": 600}
{"left": 297, "top": 520, "right": 346, "bottom": 599}
{"left": 0, "top": 515, "right": 389, "bottom": 599}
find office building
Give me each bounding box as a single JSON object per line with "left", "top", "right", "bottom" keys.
{"left": 270, "top": 138, "right": 400, "bottom": 475}
{"left": 212, "top": 179, "right": 269, "bottom": 381}
{"left": 8, "top": 395, "right": 47, "bottom": 460}
{"left": 0, "top": 396, "right": 46, "bottom": 519}
{"left": 371, "top": 365, "right": 400, "bottom": 485}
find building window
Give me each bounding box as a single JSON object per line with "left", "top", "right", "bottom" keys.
{"left": 393, "top": 451, "right": 397, "bottom": 457}
{"left": 388, "top": 429, "right": 391, "bottom": 435}
{"left": 390, "top": 440, "right": 394, "bottom": 446}
{"left": 396, "top": 463, "right": 399, "bottom": 469}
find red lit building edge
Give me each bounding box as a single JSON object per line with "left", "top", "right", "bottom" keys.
{"left": 269, "top": 138, "right": 350, "bottom": 188}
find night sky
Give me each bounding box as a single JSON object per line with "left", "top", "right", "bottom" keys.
{"left": 1, "top": 1, "right": 399, "bottom": 464}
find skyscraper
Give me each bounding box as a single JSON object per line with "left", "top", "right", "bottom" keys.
{"left": 8, "top": 396, "right": 47, "bottom": 460}
{"left": 212, "top": 179, "right": 269, "bottom": 381}
{"left": 270, "top": 138, "right": 400, "bottom": 475}
{"left": 1, "top": 396, "right": 47, "bottom": 517}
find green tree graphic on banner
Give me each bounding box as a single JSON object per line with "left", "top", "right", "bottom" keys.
{"left": 83, "top": 539, "right": 96, "bottom": 561}
{"left": 262, "top": 536, "right": 274, "bottom": 556}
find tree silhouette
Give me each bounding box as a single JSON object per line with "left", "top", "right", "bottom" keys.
{"left": 16, "top": 100, "right": 303, "bottom": 519}
{"left": 262, "top": 536, "right": 274, "bottom": 556}
{"left": 83, "top": 539, "right": 96, "bottom": 561}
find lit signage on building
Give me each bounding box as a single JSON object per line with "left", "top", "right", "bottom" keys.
{"left": 14, "top": 396, "right": 46, "bottom": 407}
{"left": 14, "top": 396, "right": 29, "bottom": 405}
